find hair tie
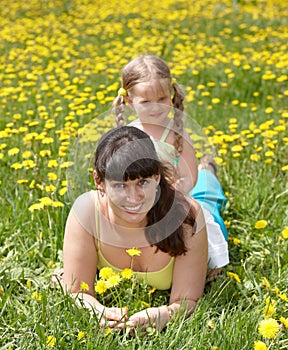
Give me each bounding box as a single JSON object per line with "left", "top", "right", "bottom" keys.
{"left": 171, "top": 78, "right": 177, "bottom": 86}
{"left": 118, "top": 87, "right": 127, "bottom": 97}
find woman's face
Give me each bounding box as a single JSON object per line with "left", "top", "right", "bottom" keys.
{"left": 127, "top": 79, "right": 171, "bottom": 125}
{"left": 104, "top": 175, "right": 160, "bottom": 227}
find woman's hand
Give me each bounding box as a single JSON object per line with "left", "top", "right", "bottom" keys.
{"left": 76, "top": 294, "right": 128, "bottom": 327}
{"left": 114, "top": 306, "right": 170, "bottom": 332}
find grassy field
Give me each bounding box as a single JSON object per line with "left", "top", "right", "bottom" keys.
{"left": 0, "top": 0, "right": 287, "bottom": 349}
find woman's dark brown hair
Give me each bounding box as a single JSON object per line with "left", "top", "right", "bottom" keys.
{"left": 94, "top": 126, "right": 196, "bottom": 256}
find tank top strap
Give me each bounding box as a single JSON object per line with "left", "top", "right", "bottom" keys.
{"left": 93, "top": 191, "right": 100, "bottom": 245}
{"left": 160, "top": 119, "right": 174, "bottom": 142}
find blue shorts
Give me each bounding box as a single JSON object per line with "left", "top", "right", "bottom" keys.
{"left": 190, "top": 169, "right": 228, "bottom": 241}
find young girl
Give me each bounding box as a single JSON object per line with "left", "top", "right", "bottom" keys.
{"left": 113, "top": 54, "right": 198, "bottom": 194}
{"left": 113, "top": 55, "right": 229, "bottom": 274}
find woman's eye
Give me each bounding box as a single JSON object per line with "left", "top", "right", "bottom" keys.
{"left": 139, "top": 179, "right": 148, "bottom": 186}
{"left": 113, "top": 183, "right": 124, "bottom": 189}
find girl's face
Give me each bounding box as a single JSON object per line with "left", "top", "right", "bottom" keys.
{"left": 127, "top": 79, "right": 171, "bottom": 124}
{"left": 104, "top": 175, "right": 160, "bottom": 227}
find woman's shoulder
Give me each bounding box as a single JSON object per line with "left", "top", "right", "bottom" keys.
{"left": 70, "top": 191, "right": 97, "bottom": 235}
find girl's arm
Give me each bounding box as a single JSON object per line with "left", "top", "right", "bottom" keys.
{"left": 175, "top": 129, "right": 198, "bottom": 193}
{"left": 63, "top": 207, "right": 127, "bottom": 324}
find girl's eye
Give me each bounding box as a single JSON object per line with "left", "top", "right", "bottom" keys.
{"left": 139, "top": 179, "right": 148, "bottom": 186}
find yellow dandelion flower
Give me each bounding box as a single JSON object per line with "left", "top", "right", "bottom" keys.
{"left": 208, "top": 319, "right": 215, "bottom": 329}
{"left": 231, "top": 145, "right": 243, "bottom": 152}
{"left": 80, "top": 281, "right": 89, "bottom": 291}
{"left": 250, "top": 154, "right": 260, "bottom": 162}
{"left": 280, "top": 317, "right": 288, "bottom": 328}
{"left": 45, "top": 185, "right": 56, "bottom": 192}
{"left": 48, "top": 160, "right": 58, "bottom": 168}
{"left": 77, "top": 331, "right": 85, "bottom": 340}
{"left": 105, "top": 328, "right": 112, "bottom": 336}
{"left": 47, "top": 173, "right": 57, "bottom": 181}
{"left": 95, "top": 280, "right": 108, "bottom": 294}
{"left": 264, "top": 297, "right": 276, "bottom": 317}
{"left": 99, "top": 267, "right": 115, "bottom": 280}
{"left": 282, "top": 227, "right": 288, "bottom": 239}
{"left": 28, "top": 203, "right": 45, "bottom": 212}
{"left": 39, "top": 150, "right": 51, "bottom": 157}
{"left": 282, "top": 165, "right": 288, "bottom": 171}
{"left": 258, "top": 318, "right": 280, "bottom": 339}
{"left": 59, "top": 187, "right": 67, "bottom": 196}
{"left": 262, "top": 277, "right": 270, "bottom": 290}
{"left": 126, "top": 247, "right": 141, "bottom": 257}
{"left": 211, "top": 98, "right": 220, "bottom": 104}
{"left": 11, "top": 162, "right": 23, "bottom": 170}
{"left": 141, "top": 301, "right": 150, "bottom": 308}
{"left": 106, "top": 274, "right": 121, "bottom": 288}
{"left": 46, "top": 335, "right": 56, "bottom": 347}
{"left": 121, "top": 268, "right": 134, "bottom": 280}
{"left": 253, "top": 340, "right": 267, "bottom": 350}
{"left": 255, "top": 220, "right": 267, "bottom": 229}
{"left": 278, "top": 293, "right": 288, "bottom": 302}
{"left": 8, "top": 147, "right": 20, "bottom": 156}
{"left": 39, "top": 197, "right": 53, "bottom": 206}
{"left": 227, "top": 272, "right": 241, "bottom": 283}
{"left": 31, "top": 291, "right": 42, "bottom": 301}
{"left": 60, "top": 161, "right": 74, "bottom": 169}
{"left": 51, "top": 201, "right": 64, "bottom": 208}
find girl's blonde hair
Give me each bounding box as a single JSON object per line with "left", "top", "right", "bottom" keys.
{"left": 113, "top": 55, "right": 185, "bottom": 157}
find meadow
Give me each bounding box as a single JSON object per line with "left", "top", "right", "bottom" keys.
{"left": 0, "top": 0, "right": 287, "bottom": 349}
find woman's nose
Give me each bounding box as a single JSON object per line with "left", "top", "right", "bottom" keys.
{"left": 126, "top": 186, "right": 143, "bottom": 202}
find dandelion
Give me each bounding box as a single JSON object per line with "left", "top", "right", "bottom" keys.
{"left": 121, "top": 268, "right": 134, "bottom": 280}
{"left": 258, "top": 318, "right": 280, "bottom": 339}
{"left": 47, "top": 172, "right": 57, "bottom": 180}
{"left": 99, "top": 267, "right": 115, "bottom": 280}
{"left": 51, "top": 201, "right": 64, "bottom": 208}
{"left": 253, "top": 340, "right": 267, "bottom": 350}
{"left": 262, "top": 277, "right": 270, "bottom": 290}
{"left": 250, "top": 154, "right": 260, "bottom": 162}
{"left": 208, "top": 319, "right": 215, "bottom": 329}
{"left": 282, "top": 227, "right": 288, "bottom": 239}
{"left": 105, "top": 328, "right": 112, "bottom": 336}
{"left": 77, "top": 331, "right": 85, "bottom": 340}
{"left": 95, "top": 280, "right": 108, "bottom": 294}
{"left": 60, "top": 161, "right": 74, "bottom": 168}
{"left": 31, "top": 291, "right": 42, "bottom": 301}
{"left": 282, "top": 165, "right": 288, "bottom": 171}
{"left": 28, "top": 202, "right": 45, "bottom": 212}
{"left": 8, "top": 147, "right": 20, "bottom": 156}
{"left": 106, "top": 274, "right": 121, "bottom": 288}
{"left": 280, "top": 317, "right": 288, "bottom": 328}
{"left": 255, "top": 220, "right": 267, "bottom": 229}
{"left": 46, "top": 335, "right": 56, "bottom": 347}
{"left": 227, "top": 272, "right": 241, "bottom": 283}
{"left": 126, "top": 247, "right": 141, "bottom": 257}
{"left": 263, "top": 297, "right": 276, "bottom": 317}
{"left": 48, "top": 160, "right": 58, "bottom": 168}
{"left": 80, "top": 281, "right": 89, "bottom": 291}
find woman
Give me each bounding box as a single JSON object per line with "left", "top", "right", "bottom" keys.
{"left": 63, "top": 126, "right": 209, "bottom": 331}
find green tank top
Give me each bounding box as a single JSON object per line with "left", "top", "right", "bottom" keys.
{"left": 94, "top": 192, "right": 174, "bottom": 290}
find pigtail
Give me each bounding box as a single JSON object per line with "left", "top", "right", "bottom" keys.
{"left": 113, "top": 95, "right": 126, "bottom": 127}
{"left": 172, "top": 83, "right": 185, "bottom": 158}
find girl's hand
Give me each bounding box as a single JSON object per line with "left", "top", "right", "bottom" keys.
{"left": 114, "top": 306, "right": 170, "bottom": 331}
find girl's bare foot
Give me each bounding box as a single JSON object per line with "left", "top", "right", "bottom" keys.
{"left": 198, "top": 156, "right": 217, "bottom": 176}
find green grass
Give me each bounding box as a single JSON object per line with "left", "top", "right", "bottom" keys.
{"left": 0, "top": 0, "right": 287, "bottom": 349}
